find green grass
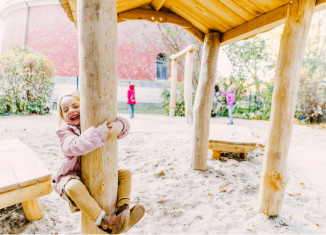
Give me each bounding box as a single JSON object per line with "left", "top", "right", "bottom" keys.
{"left": 118, "top": 107, "right": 165, "bottom": 115}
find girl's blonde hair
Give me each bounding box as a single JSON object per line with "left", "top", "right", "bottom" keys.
{"left": 57, "top": 91, "right": 80, "bottom": 127}
{"left": 229, "top": 85, "right": 236, "bottom": 92}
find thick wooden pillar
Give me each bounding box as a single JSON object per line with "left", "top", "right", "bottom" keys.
{"left": 78, "top": 0, "right": 118, "bottom": 233}
{"left": 258, "top": 0, "right": 315, "bottom": 216}
{"left": 191, "top": 32, "right": 220, "bottom": 170}
{"left": 169, "top": 59, "right": 177, "bottom": 117}
{"left": 184, "top": 51, "right": 194, "bottom": 125}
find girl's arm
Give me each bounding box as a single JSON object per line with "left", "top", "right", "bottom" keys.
{"left": 116, "top": 116, "right": 130, "bottom": 139}
{"left": 219, "top": 89, "right": 228, "bottom": 96}
{"left": 57, "top": 126, "right": 106, "bottom": 157}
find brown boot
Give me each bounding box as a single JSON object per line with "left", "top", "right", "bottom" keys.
{"left": 116, "top": 204, "right": 145, "bottom": 233}
{"left": 98, "top": 209, "right": 130, "bottom": 234}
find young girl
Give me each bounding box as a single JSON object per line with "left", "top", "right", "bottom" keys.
{"left": 52, "top": 91, "right": 145, "bottom": 234}
{"left": 219, "top": 85, "right": 236, "bottom": 125}
{"left": 127, "top": 84, "right": 136, "bottom": 119}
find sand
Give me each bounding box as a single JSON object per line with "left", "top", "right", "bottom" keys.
{"left": 0, "top": 112, "right": 325, "bottom": 234}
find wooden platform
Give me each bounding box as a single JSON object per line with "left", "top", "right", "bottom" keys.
{"left": 0, "top": 139, "right": 53, "bottom": 221}
{"left": 209, "top": 124, "right": 257, "bottom": 159}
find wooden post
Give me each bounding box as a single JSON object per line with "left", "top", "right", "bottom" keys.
{"left": 169, "top": 59, "right": 177, "bottom": 117}
{"left": 78, "top": 0, "right": 118, "bottom": 233}
{"left": 258, "top": 0, "right": 315, "bottom": 216}
{"left": 191, "top": 32, "right": 220, "bottom": 171}
{"left": 212, "top": 150, "right": 221, "bottom": 159}
{"left": 21, "top": 198, "right": 44, "bottom": 221}
{"left": 184, "top": 51, "right": 194, "bottom": 125}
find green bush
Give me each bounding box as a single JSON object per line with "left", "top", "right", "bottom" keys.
{"left": 0, "top": 45, "right": 55, "bottom": 115}
{"left": 160, "top": 81, "right": 195, "bottom": 117}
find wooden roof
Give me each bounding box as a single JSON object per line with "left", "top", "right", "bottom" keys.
{"left": 60, "top": 0, "right": 326, "bottom": 45}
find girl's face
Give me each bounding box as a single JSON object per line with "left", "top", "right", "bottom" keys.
{"left": 61, "top": 96, "right": 80, "bottom": 125}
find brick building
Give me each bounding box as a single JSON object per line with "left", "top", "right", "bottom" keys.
{"left": 0, "top": 0, "right": 169, "bottom": 107}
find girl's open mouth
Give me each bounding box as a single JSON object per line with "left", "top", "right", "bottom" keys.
{"left": 70, "top": 114, "right": 80, "bottom": 121}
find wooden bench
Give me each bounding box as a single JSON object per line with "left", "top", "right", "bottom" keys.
{"left": 209, "top": 124, "right": 257, "bottom": 159}
{"left": 0, "top": 139, "right": 53, "bottom": 221}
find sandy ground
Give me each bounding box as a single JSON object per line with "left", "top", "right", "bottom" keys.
{"left": 0, "top": 112, "right": 325, "bottom": 234}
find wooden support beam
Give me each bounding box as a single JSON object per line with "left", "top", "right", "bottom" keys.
{"left": 170, "top": 44, "right": 197, "bottom": 60}
{"left": 258, "top": 0, "right": 315, "bottom": 217}
{"left": 78, "top": 0, "right": 118, "bottom": 233}
{"left": 21, "top": 198, "right": 44, "bottom": 221}
{"left": 191, "top": 32, "right": 220, "bottom": 171}
{"left": 151, "top": 0, "right": 166, "bottom": 11}
{"left": 118, "top": 9, "right": 205, "bottom": 43}
{"left": 0, "top": 179, "right": 52, "bottom": 209}
{"left": 221, "top": 0, "right": 326, "bottom": 47}
{"left": 169, "top": 59, "right": 177, "bottom": 117}
{"left": 184, "top": 50, "right": 194, "bottom": 125}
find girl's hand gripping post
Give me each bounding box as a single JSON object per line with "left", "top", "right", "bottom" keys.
{"left": 108, "top": 121, "right": 123, "bottom": 137}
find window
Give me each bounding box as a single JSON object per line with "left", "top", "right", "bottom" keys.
{"left": 157, "top": 53, "right": 167, "bottom": 80}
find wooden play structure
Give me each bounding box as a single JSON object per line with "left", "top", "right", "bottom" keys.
{"left": 58, "top": 0, "right": 326, "bottom": 231}
{"left": 169, "top": 44, "right": 196, "bottom": 124}
{"left": 0, "top": 139, "right": 52, "bottom": 221}
{"left": 209, "top": 124, "right": 257, "bottom": 159}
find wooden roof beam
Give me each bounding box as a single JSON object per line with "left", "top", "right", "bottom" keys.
{"left": 118, "top": 8, "right": 205, "bottom": 43}
{"left": 221, "top": 0, "right": 326, "bottom": 47}
{"left": 151, "top": 0, "right": 166, "bottom": 11}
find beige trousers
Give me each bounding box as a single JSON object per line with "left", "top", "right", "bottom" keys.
{"left": 64, "top": 168, "right": 131, "bottom": 223}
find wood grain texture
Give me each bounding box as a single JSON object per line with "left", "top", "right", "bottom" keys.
{"left": 170, "top": 44, "right": 196, "bottom": 60}
{"left": 61, "top": 0, "right": 326, "bottom": 46}
{"left": 258, "top": 0, "right": 315, "bottom": 217}
{"left": 167, "top": 0, "right": 232, "bottom": 32}
{"left": 221, "top": 0, "right": 326, "bottom": 46}
{"left": 119, "top": 9, "right": 192, "bottom": 27}
{"left": 191, "top": 32, "right": 220, "bottom": 171}
{"left": 0, "top": 179, "right": 52, "bottom": 209}
{"left": 233, "top": 0, "right": 265, "bottom": 15}
{"left": 184, "top": 51, "right": 194, "bottom": 124}
{"left": 151, "top": 0, "right": 167, "bottom": 11}
{"left": 169, "top": 59, "right": 177, "bottom": 116}
{"left": 78, "top": 0, "right": 118, "bottom": 233}
{"left": 218, "top": 0, "right": 255, "bottom": 21}
{"left": 117, "top": 0, "right": 152, "bottom": 13}
{"left": 0, "top": 139, "right": 52, "bottom": 191}
{"left": 163, "top": 0, "right": 217, "bottom": 33}
{"left": 192, "top": 0, "right": 247, "bottom": 27}
{"left": 118, "top": 9, "right": 205, "bottom": 43}
{"left": 209, "top": 142, "right": 256, "bottom": 153}
{"left": 212, "top": 150, "right": 221, "bottom": 159}
{"left": 21, "top": 198, "right": 44, "bottom": 221}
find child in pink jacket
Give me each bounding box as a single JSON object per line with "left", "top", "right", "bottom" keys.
{"left": 127, "top": 84, "right": 136, "bottom": 119}
{"left": 52, "top": 91, "right": 145, "bottom": 234}
{"left": 219, "top": 84, "right": 236, "bottom": 125}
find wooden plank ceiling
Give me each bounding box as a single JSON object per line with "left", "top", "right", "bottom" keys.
{"left": 60, "top": 0, "right": 326, "bottom": 45}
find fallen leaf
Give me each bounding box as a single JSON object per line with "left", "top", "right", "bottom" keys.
{"left": 217, "top": 207, "right": 219, "bottom": 209}
{"left": 300, "top": 182, "right": 304, "bottom": 185}
{"left": 316, "top": 224, "right": 320, "bottom": 226}
{"left": 23, "top": 129, "right": 26, "bottom": 131}
{"left": 229, "top": 182, "right": 232, "bottom": 184}
{"left": 172, "top": 149, "right": 175, "bottom": 151}
{"left": 257, "top": 135, "right": 260, "bottom": 138}
{"left": 53, "top": 158, "right": 57, "bottom": 160}
{"left": 208, "top": 192, "right": 211, "bottom": 195}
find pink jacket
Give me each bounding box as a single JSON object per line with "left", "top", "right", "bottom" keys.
{"left": 51, "top": 116, "right": 130, "bottom": 202}
{"left": 127, "top": 85, "right": 136, "bottom": 105}
{"left": 219, "top": 90, "right": 236, "bottom": 106}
